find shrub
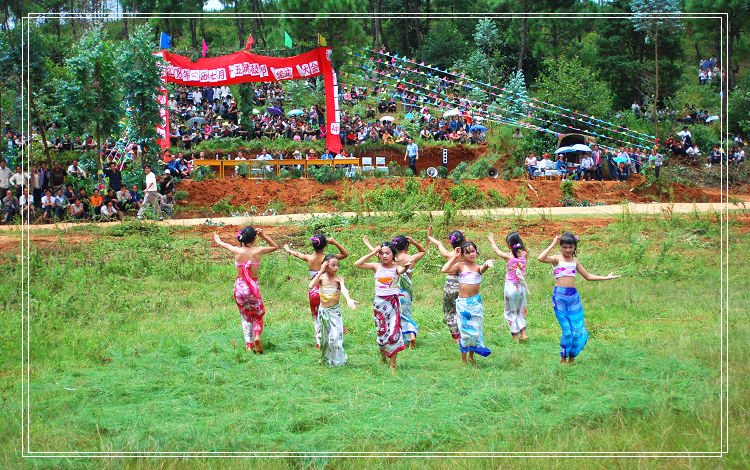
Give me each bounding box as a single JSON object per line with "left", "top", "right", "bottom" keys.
{"left": 560, "top": 180, "right": 575, "bottom": 200}
{"left": 309, "top": 165, "right": 344, "bottom": 184}
{"left": 449, "top": 183, "right": 486, "bottom": 208}
{"left": 212, "top": 195, "right": 235, "bottom": 214}
{"left": 487, "top": 188, "right": 508, "bottom": 207}
{"left": 192, "top": 165, "right": 216, "bottom": 182}
{"left": 235, "top": 162, "right": 250, "bottom": 178}
{"left": 174, "top": 190, "right": 189, "bottom": 200}
{"left": 449, "top": 161, "right": 469, "bottom": 184}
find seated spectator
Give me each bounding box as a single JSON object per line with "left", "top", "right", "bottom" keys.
{"left": 525, "top": 152, "right": 538, "bottom": 179}
{"left": 100, "top": 199, "right": 123, "bottom": 221}
{"left": 580, "top": 153, "right": 595, "bottom": 181}
{"left": 89, "top": 189, "right": 104, "bottom": 216}
{"left": 706, "top": 145, "right": 721, "bottom": 167}
{"left": 129, "top": 185, "right": 143, "bottom": 210}
{"left": 686, "top": 144, "right": 701, "bottom": 163}
{"left": 555, "top": 154, "right": 570, "bottom": 180}
{"left": 382, "top": 131, "right": 395, "bottom": 144}
{"left": 159, "top": 191, "right": 174, "bottom": 218}
{"left": 69, "top": 197, "right": 85, "bottom": 220}
{"left": 53, "top": 188, "right": 68, "bottom": 219}
{"left": 320, "top": 149, "right": 333, "bottom": 160}
{"left": 67, "top": 159, "right": 86, "bottom": 179}
{"left": 2, "top": 189, "right": 19, "bottom": 223}
{"left": 19, "top": 187, "right": 33, "bottom": 221}
{"left": 512, "top": 128, "right": 523, "bottom": 139}
{"left": 117, "top": 186, "right": 134, "bottom": 213}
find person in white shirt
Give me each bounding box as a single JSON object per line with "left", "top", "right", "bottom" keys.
{"left": 136, "top": 165, "right": 162, "bottom": 220}
{"left": 580, "top": 153, "right": 596, "bottom": 181}
{"left": 686, "top": 145, "right": 700, "bottom": 162}
{"left": 9, "top": 166, "right": 29, "bottom": 196}
{"left": 192, "top": 89, "right": 202, "bottom": 106}
{"left": 40, "top": 189, "right": 55, "bottom": 222}
{"left": 0, "top": 159, "right": 12, "bottom": 195}
{"left": 525, "top": 152, "right": 538, "bottom": 179}
{"left": 100, "top": 199, "right": 123, "bottom": 220}
{"left": 19, "top": 187, "right": 34, "bottom": 221}
{"left": 67, "top": 159, "right": 86, "bottom": 179}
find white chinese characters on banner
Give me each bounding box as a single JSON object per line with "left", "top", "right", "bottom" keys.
{"left": 271, "top": 67, "right": 294, "bottom": 80}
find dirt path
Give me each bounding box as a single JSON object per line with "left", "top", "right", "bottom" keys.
{"left": 1, "top": 202, "right": 744, "bottom": 233}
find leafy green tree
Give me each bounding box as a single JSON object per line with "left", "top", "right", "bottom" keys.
{"left": 419, "top": 21, "right": 470, "bottom": 71}
{"left": 630, "top": 0, "right": 683, "bottom": 142}
{"left": 54, "top": 27, "right": 122, "bottom": 168}
{"left": 116, "top": 25, "right": 163, "bottom": 153}
{"left": 728, "top": 73, "right": 750, "bottom": 137}
{"left": 473, "top": 18, "right": 500, "bottom": 56}
{"left": 533, "top": 56, "right": 613, "bottom": 136}
{"left": 686, "top": 0, "right": 749, "bottom": 90}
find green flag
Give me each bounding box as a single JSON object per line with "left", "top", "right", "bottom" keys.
{"left": 284, "top": 31, "right": 293, "bottom": 48}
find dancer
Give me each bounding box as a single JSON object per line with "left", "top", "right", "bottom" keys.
{"left": 442, "top": 241, "right": 494, "bottom": 363}
{"left": 364, "top": 234, "right": 427, "bottom": 348}
{"left": 426, "top": 226, "right": 464, "bottom": 343}
{"left": 308, "top": 254, "right": 359, "bottom": 366}
{"left": 489, "top": 232, "right": 530, "bottom": 343}
{"left": 284, "top": 233, "right": 349, "bottom": 348}
{"left": 214, "top": 227, "right": 278, "bottom": 354}
{"left": 354, "top": 240, "right": 411, "bottom": 370}
{"left": 537, "top": 232, "right": 621, "bottom": 364}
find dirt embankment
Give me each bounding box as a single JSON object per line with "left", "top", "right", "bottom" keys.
{"left": 348, "top": 144, "right": 489, "bottom": 173}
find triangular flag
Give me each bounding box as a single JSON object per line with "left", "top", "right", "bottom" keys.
{"left": 318, "top": 33, "right": 327, "bottom": 47}
{"left": 202, "top": 39, "right": 208, "bottom": 58}
{"left": 284, "top": 31, "right": 293, "bottom": 48}
{"left": 159, "top": 32, "right": 171, "bottom": 49}
{"left": 245, "top": 34, "right": 255, "bottom": 50}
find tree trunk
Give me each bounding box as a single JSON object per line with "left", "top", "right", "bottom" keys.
{"left": 369, "top": 0, "right": 378, "bottom": 47}
{"left": 96, "top": 122, "right": 102, "bottom": 171}
{"left": 235, "top": 0, "right": 245, "bottom": 50}
{"left": 552, "top": 21, "right": 558, "bottom": 60}
{"left": 24, "top": 77, "right": 51, "bottom": 163}
{"left": 190, "top": 19, "right": 198, "bottom": 52}
{"left": 123, "top": 11, "right": 129, "bottom": 40}
{"left": 518, "top": 15, "right": 527, "bottom": 71}
{"left": 403, "top": 0, "right": 412, "bottom": 52}
{"left": 200, "top": 16, "right": 205, "bottom": 41}
{"left": 376, "top": 0, "right": 388, "bottom": 51}
{"left": 653, "top": 29, "right": 659, "bottom": 145}
{"left": 252, "top": 0, "right": 265, "bottom": 48}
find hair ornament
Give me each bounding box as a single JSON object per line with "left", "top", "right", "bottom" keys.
{"left": 237, "top": 230, "right": 243, "bottom": 240}
{"left": 449, "top": 235, "right": 456, "bottom": 242}
{"left": 513, "top": 243, "right": 522, "bottom": 249}
{"left": 310, "top": 236, "right": 319, "bottom": 243}
{"left": 574, "top": 236, "right": 579, "bottom": 241}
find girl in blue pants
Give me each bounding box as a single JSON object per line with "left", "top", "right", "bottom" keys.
{"left": 537, "top": 232, "right": 621, "bottom": 364}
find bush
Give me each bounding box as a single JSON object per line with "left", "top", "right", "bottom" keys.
{"left": 309, "top": 165, "right": 344, "bottom": 184}
{"left": 449, "top": 183, "right": 486, "bottom": 208}
{"left": 192, "top": 165, "right": 216, "bottom": 182}
{"left": 688, "top": 125, "right": 721, "bottom": 154}
{"left": 212, "top": 195, "right": 235, "bottom": 214}
{"left": 560, "top": 180, "right": 575, "bottom": 199}
{"left": 174, "top": 190, "right": 189, "bottom": 200}
{"left": 487, "top": 188, "right": 508, "bottom": 207}
{"left": 235, "top": 162, "right": 249, "bottom": 178}
{"left": 448, "top": 161, "right": 469, "bottom": 184}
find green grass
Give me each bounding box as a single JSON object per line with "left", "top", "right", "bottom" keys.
{"left": 0, "top": 211, "right": 747, "bottom": 469}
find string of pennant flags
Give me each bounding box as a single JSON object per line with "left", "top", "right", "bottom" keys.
{"left": 348, "top": 48, "right": 656, "bottom": 147}
{"left": 344, "top": 65, "right": 652, "bottom": 151}
{"left": 342, "top": 71, "right": 637, "bottom": 153}
{"left": 354, "top": 47, "right": 656, "bottom": 141}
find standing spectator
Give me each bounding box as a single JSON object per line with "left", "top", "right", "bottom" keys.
{"left": 652, "top": 149, "right": 663, "bottom": 178}
{"left": 404, "top": 138, "right": 419, "bottom": 175}
{"left": 103, "top": 162, "right": 123, "bottom": 192}
{"left": 2, "top": 189, "right": 19, "bottom": 223}
{"left": 9, "top": 165, "right": 29, "bottom": 197}
{"left": 19, "top": 186, "right": 34, "bottom": 221}
{"left": 0, "top": 159, "right": 11, "bottom": 196}
{"left": 524, "top": 152, "right": 538, "bottom": 180}
{"left": 30, "top": 164, "right": 42, "bottom": 208}
{"left": 39, "top": 162, "right": 51, "bottom": 193}
{"left": 591, "top": 144, "right": 603, "bottom": 181}
{"left": 50, "top": 160, "right": 66, "bottom": 191}
{"left": 136, "top": 165, "right": 163, "bottom": 221}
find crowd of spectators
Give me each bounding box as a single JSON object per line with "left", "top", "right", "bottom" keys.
{"left": 0, "top": 158, "right": 177, "bottom": 224}
{"left": 665, "top": 128, "right": 745, "bottom": 168}
{"left": 698, "top": 56, "right": 721, "bottom": 85}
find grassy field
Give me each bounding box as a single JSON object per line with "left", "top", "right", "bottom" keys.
{"left": 1, "top": 209, "right": 748, "bottom": 469}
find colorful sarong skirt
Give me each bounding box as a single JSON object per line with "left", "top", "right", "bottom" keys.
{"left": 319, "top": 303, "right": 347, "bottom": 366}
{"left": 503, "top": 281, "right": 528, "bottom": 334}
{"left": 552, "top": 287, "right": 588, "bottom": 358}
{"left": 234, "top": 270, "right": 265, "bottom": 345}
{"left": 456, "top": 294, "right": 491, "bottom": 357}
{"left": 373, "top": 294, "right": 406, "bottom": 357}
{"left": 309, "top": 285, "right": 321, "bottom": 347}
{"left": 443, "top": 275, "right": 460, "bottom": 339}
{"left": 398, "top": 274, "right": 418, "bottom": 339}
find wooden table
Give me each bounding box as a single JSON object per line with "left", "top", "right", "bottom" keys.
{"left": 193, "top": 158, "right": 360, "bottom": 178}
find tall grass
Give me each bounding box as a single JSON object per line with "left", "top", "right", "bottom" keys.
{"left": 1, "top": 214, "right": 746, "bottom": 468}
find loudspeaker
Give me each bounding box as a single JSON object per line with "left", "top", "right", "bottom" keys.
{"left": 426, "top": 167, "right": 439, "bottom": 177}
{"left": 487, "top": 167, "right": 499, "bottom": 178}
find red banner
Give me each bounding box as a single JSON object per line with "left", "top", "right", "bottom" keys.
{"left": 158, "top": 47, "right": 342, "bottom": 153}
{"left": 154, "top": 50, "right": 170, "bottom": 150}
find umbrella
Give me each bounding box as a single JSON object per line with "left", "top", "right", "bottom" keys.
{"left": 677, "top": 130, "right": 690, "bottom": 137}
{"left": 266, "top": 106, "right": 283, "bottom": 116}
{"left": 252, "top": 108, "right": 260, "bottom": 115}
{"left": 187, "top": 116, "right": 206, "bottom": 127}
{"left": 473, "top": 116, "right": 484, "bottom": 121}
{"left": 554, "top": 146, "right": 577, "bottom": 154}
{"left": 404, "top": 113, "right": 414, "bottom": 120}
{"left": 613, "top": 156, "right": 629, "bottom": 163}
{"left": 572, "top": 143, "right": 592, "bottom": 152}
{"left": 380, "top": 115, "right": 395, "bottom": 122}
{"left": 287, "top": 109, "right": 304, "bottom": 116}
{"left": 443, "top": 108, "right": 461, "bottom": 118}
{"left": 705, "top": 115, "right": 719, "bottom": 123}
{"left": 469, "top": 125, "right": 487, "bottom": 132}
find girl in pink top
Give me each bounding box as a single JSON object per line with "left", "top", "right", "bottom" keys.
{"left": 214, "top": 226, "right": 278, "bottom": 354}
{"left": 489, "top": 232, "right": 529, "bottom": 343}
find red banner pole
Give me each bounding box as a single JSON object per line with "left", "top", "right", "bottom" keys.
{"left": 154, "top": 50, "right": 170, "bottom": 151}
{"left": 319, "top": 47, "right": 342, "bottom": 154}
